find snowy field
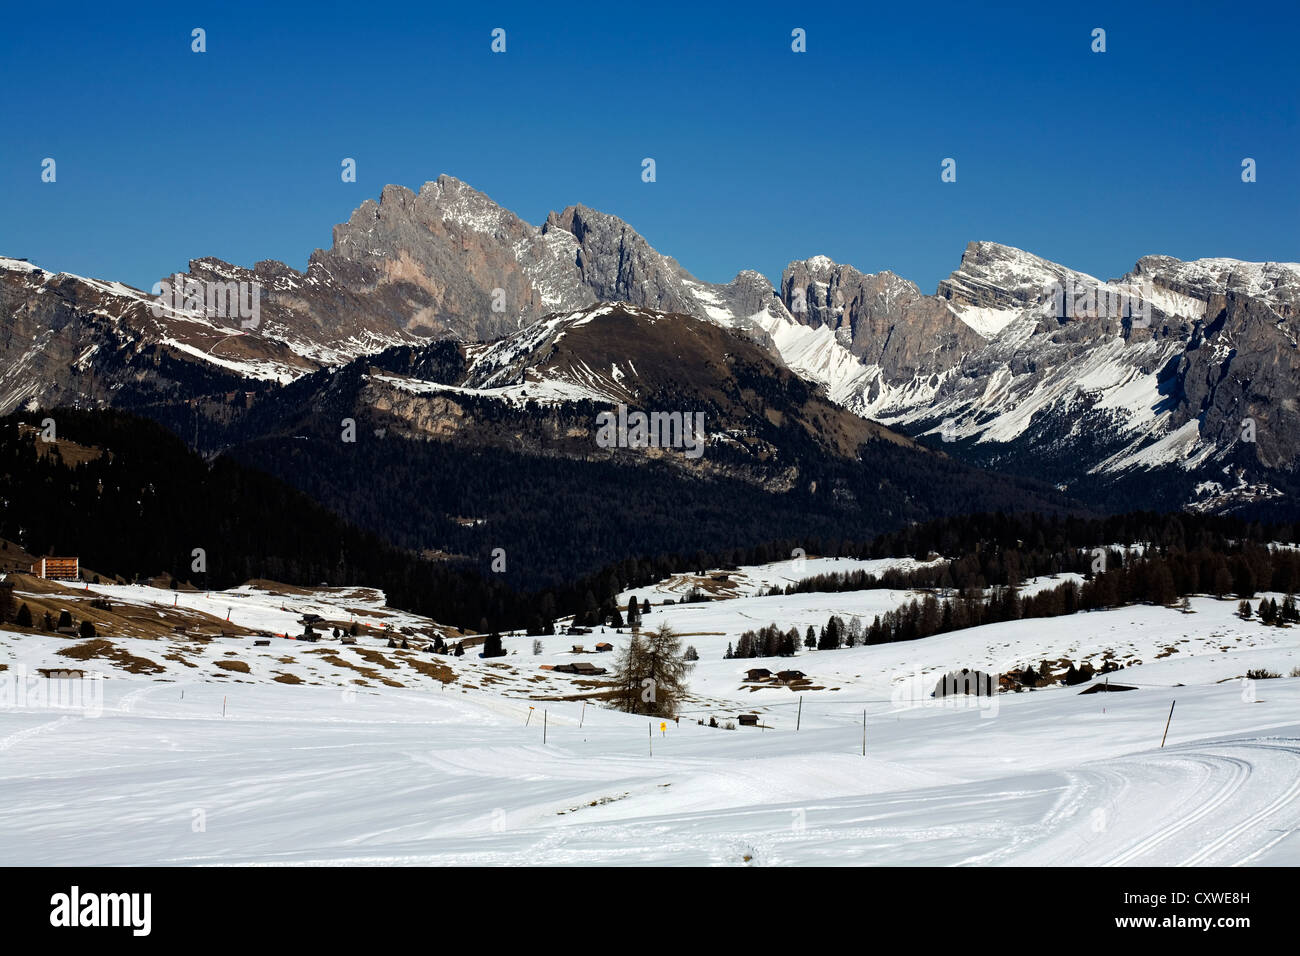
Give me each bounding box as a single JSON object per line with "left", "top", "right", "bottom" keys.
{"left": 2, "top": 560, "right": 1299, "bottom": 866}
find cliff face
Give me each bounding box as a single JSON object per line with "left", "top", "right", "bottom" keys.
{"left": 777, "top": 242, "right": 1300, "bottom": 513}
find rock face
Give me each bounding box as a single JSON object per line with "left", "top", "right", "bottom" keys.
{"left": 781, "top": 256, "right": 981, "bottom": 382}
{"left": 0, "top": 176, "right": 791, "bottom": 413}
{"left": 777, "top": 242, "right": 1300, "bottom": 514}
{"left": 173, "top": 177, "right": 791, "bottom": 365}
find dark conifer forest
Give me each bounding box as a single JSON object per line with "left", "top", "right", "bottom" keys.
{"left": 3, "top": 409, "right": 1296, "bottom": 635}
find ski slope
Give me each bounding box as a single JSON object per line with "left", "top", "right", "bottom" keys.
{"left": 0, "top": 673, "right": 1297, "bottom": 865}
{"left": 2, "top": 560, "right": 1299, "bottom": 865}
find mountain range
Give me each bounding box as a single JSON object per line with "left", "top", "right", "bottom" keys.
{"left": 3, "top": 174, "right": 1297, "bottom": 531}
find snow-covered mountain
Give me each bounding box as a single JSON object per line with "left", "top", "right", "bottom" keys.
{"left": 0, "top": 176, "right": 790, "bottom": 412}
{"left": 176, "top": 177, "right": 793, "bottom": 366}
{"left": 779, "top": 242, "right": 1300, "bottom": 514}
{"left": 3, "top": 177, "right": 1297, "bottom": 515}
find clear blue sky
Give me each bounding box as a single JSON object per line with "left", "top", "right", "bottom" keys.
{"left": 2, "top": 0, "right": 1296, "bottom": 294}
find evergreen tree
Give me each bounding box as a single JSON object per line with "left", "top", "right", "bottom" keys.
{"left": 610, "top": 625, "right": 693, "bottom": 717}
{"left": 15, "top": 602, "right": 32, "bottom": 627}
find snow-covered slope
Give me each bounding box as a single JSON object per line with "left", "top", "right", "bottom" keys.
{"left": 777, "top": 243, "right": 1300, "bottom": 512}
{"left": 3, "top": 555, "right": 1300, "bottom": 865}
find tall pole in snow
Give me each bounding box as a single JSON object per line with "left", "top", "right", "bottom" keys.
{"left": 1160, "top": 700, "right": 1176, "bottom": 748}
{"left": 796, "top": 695, "right": 802, "bottom": 732}
{"left": 543, "top": 709, "right": 547, "bottom": 745}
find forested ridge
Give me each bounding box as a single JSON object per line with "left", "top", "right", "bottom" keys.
{"left": 4, "top": 409, "right": 1295, "bottom": 636}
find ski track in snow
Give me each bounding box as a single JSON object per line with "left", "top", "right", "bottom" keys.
{"left": 3, "top": 557, "right": 1300, "bottom": 865}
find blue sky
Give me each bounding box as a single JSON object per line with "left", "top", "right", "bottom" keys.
{"left": 1, "top": 0, "right": 1296, "bottom": 294}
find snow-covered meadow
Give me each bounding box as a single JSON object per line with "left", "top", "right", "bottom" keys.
{"left": 2, "top": 558, "right": 1298, "bottom": 866}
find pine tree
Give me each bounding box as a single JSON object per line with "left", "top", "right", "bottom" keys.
{"left": 15, "top": 603, "right": 32, "bottom": 627}
{"left": 1239, "top": 600, "right": 1253, "bottom": 619}
{"left": 611, "top": 626, "right": 693, "bottom": 717}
